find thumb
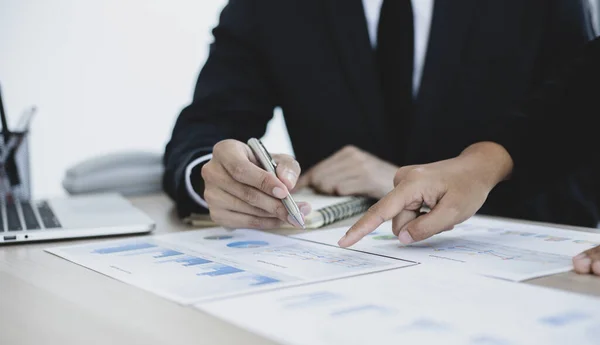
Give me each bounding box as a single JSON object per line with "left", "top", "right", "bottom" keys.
{"left": 397, "top": 194, "right": 473, "bottom": 244}
{"left": 274, "top": 154, "right": 301, "bottom": 190}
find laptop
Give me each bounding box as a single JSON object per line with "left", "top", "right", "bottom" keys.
{"left": 0, "top": 193, "right": 155, "bottom": 244}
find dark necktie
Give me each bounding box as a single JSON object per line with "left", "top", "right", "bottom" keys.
{"left": 376, "top": 0, "right": 414, "bottom": 163}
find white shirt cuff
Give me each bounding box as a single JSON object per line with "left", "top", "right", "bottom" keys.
{"left": 185, "top": 153, "right": 213, "bottom": 209}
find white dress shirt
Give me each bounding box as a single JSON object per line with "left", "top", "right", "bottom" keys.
{"left": 186, "top": 0, "right": 435, "bottom": 209}
{"left": 363, "top": 0, "right": 434, "bottom": 95}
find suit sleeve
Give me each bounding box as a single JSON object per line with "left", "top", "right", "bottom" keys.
{"left": 492, "top": 37, "right": 600, "bottom": 190}
{"left": 163, "top": 0, "right": 277, "bottom": 217}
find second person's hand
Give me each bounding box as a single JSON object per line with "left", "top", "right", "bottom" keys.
{"left": 201, "top": 139, "right": 311, "bottom": 229}
{"left": 294, "top": 145, "right": 397, "bottom": 199}
{"left": 338, "top": 142, "right": 514, "bottom": 247}
{"left": 573, "top": 245, "right": 600, "bottom": 276}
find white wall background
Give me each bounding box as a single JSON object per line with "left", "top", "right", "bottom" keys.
{"left": 0, "top": 0, "right": 293, "bottom": 198}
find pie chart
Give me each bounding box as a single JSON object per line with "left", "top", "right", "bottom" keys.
{"left": 226, "top": 241, "right": 269, "bottom": 248}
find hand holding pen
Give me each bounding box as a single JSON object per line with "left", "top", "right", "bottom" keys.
{"left": 247, "top": 138, "right": 305, "bottom": 228}
{"left": 199, "top": 139, "right": 311, "bottom": 229}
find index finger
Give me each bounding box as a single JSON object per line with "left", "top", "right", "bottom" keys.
{"left": 338, "top": 186, "right": 413, "bottom": 247}
{"left": 220, "top": 148, "right": 289, "bottom": 199}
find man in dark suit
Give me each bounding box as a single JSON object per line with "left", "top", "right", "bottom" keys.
{"left": 164, "top": 0, "right": 597, "bottom": 229}
{"left": 339, "top": 36, "right": 600, "bottom": 276}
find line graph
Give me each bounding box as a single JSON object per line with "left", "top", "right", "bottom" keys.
{"left": 254, "top": 244, "right": 380, "bottom": 268}
{"left": 416, "top": 243, "right": 517, "bottom": 260}
{"left": 407, "top": 238, "right": 569, "bottom": 266}
{"left": 573, "top": 239, "right": 600, "bottom": 246}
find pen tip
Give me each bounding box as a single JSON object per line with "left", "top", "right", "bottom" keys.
{"left": 293, "top": 214, "right": 305, "bottom": 229}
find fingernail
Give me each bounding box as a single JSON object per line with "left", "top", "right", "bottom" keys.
{"left": 398, "top": 230, "right": 414, "bottom": 245}
{"left": 287, "top": 214, "right": 301, "bottom": 228}
{"left": 273, "top": 187, "right": 287, "bottom": 199}
{"left": 577, "top": 257, "right": 592, "bottom": 268}
{"left": 574, "top": 253, "right": 588, "bottom": 260}
{"left": 337, "top": 234, "right": 348, "bottom": 246}
{"left": 286, "top": 171, "right": 298, "bottom": 185}
{"left": 593, "top": 260, "right": 600, "bottom": 273}
{"left": 300, "top": 205, "right": 312, "bottom": 216}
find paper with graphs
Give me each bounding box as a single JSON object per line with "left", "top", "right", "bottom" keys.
{"left": 46, "top": 228, "right": 413, "bottom": 304}
{"left": 198, "top": 266, "right": 600, "bottom": 345}
{"left": 293, "top": 216, "right": 600, "bottom": 281}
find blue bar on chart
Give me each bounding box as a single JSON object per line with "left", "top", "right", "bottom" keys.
{"left": 226, "top": 241, "right": 269, "bottom": 249}
{"left": 153, "top": 249, "right": 183, "bottom": 258}
{"left": 280, "top": 291, "right": 342, "bottom": 309}
{"left": 93, "top": 242, "right": 157, "bottom": 254}
{"left": 199, "top": 264, "right": 245, "bottom": 277}
{"left": 539, "top": 311, "right": 591, "bottom": 326}
{"left": 175, "top": 257, "right": 212, "bottom": 266}
{"left": 248, "top": 275, "right": 280, "bottom": 286}
{"left": 329, "top": 304, "right": 394, "bottom": 318}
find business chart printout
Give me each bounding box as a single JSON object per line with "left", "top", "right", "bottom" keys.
{"left": 46, "top": 228, "right": 414, "bottom": 304}
{"left": 198, "top": 266, "right": 600, "bottom": 345}
{"left": 293, "top": 216, "right": 600, "bottom": 281}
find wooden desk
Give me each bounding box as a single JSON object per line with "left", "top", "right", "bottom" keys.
{"left": 1, "top": 194, "right": 599, "bottom": 345}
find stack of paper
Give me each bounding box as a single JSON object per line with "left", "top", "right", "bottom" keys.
{"left": 46, "top": 216, "right": 600, "bottom": 345}
{"left": 293, "top": 217, "right": 600, "bottom": 281}
{"left": 198, "top": 266, "right": 600, "bottom": 345}
{"left": 46, "top": 228, "right": 413, "bottom": 304}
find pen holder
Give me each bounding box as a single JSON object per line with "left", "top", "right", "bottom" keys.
{"left": 0, "top": 130, "right": 32, "bottom": 202}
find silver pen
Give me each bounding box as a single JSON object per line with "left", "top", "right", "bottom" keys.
{"left": 247, "top": 138, "right": 305, "bottom": 228}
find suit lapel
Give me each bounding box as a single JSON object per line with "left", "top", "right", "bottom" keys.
{"left": 325, "top": 0, "right": 387, "bottom": 151}
{"left": 325, "top": 0, "right": 478, "bottom": 158}
{"left": 415, "top": 0, "right": 478, "bottom": 117}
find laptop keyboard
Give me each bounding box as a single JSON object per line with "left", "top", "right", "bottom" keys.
{"left": 1, "top": 200, "right": 62, "bottom": 232}
{"left": 6, "top": 203, "right": 22, "bottom": 231}
{"left": 36, "top": 201, "right": 62, "bottom": 228}
{"left": 21, "top": 201, "right": 42, "bottom": 230}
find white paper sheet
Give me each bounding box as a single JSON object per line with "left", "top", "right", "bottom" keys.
{"left": 46, "top": 228, "right": 414, "bottom": 304}
{"left": 293, "top": 216, "right": 600, "bottom": 281}
{"left": 198, "top": 265, "right": 600, "bottom": 345}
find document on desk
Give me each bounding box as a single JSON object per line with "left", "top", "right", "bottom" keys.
{"left": 197, "top": 265, "right": 600, "bottom": 345}
{"left": 292, "top": 216, "right": 600, "bottom": 281}
{"left": 46, "top": 228, "right": 414, "bottom": 304}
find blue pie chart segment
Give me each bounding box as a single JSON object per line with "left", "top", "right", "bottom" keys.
{"left": 226, "top": 241, "right": 269, "bottom": 248}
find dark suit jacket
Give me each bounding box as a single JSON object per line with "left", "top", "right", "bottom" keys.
{"left": 494, "top": 36, "right": 600, "bottom": 198}
{"left": 164, "top": 0, "right": 598, "bottom": 226}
